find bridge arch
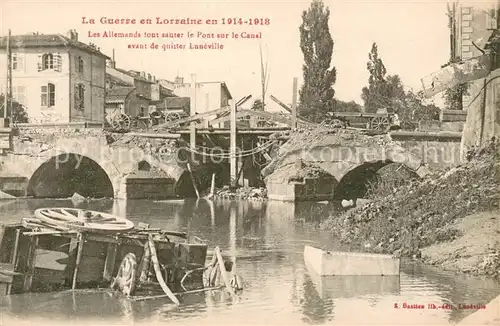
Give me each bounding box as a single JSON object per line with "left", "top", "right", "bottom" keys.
{"left": 27, "top": 152, "right": 115, "bottom": 198}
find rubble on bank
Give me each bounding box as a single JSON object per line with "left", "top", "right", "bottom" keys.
{"left": 320, "top": 138, "right": 500, "bottom": 279}
{"left": 208, "top": 186, "right": 267, "bottom": 201}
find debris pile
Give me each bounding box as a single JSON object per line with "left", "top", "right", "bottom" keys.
{"left": 321, "top": 137, "right": 500, "bottom": 278}
{"left": 212, "top": 186, "right": 267, "bottom": 200}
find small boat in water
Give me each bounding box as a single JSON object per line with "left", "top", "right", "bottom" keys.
{"left": 0, "top": 208, "right": 241, "bottom": 304}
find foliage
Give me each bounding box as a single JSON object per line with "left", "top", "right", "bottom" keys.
{"left": 389, "top": 78, "right": 440, "bottom": 121}
{"left": 361, "top": 43, "right": 392, "bottom": 112}
{"left": 334, "top": 99, "right": 362, "bottom": 112}
{"left": 0, "top": 94, "right": 29, "bottom": 124}
{"left": 441, "top": 58, "right": 470, "bottom": 110}
{"left": 298, "top": 0, "right": 337, "bottom": 122}
{"left": 360, "top": 43, "right": 440, "bottom": 121}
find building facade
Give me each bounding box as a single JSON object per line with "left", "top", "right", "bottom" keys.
{"left": 450, "top": 1, "right": 500, "bottom": 108}
{"left": 172, "top": 77, "right": 232, "bottom": 115}
{"left": 0, "top": 30, "right": 109, "bottom": 123}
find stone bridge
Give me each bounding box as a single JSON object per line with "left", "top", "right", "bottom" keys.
{"left": 0, "top": 127, "right": 463, "bottom": 201}
{"left": 262, "top": 129, "right": 463, "bottom": 201}
{"left": 0, "top": 129, "right": 190, "bottom": 199}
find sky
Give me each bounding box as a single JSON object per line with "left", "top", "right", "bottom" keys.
{"left": 0, "top": 0, "right": 452, "bottom": 110}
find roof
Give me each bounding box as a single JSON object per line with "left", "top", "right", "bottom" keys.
{"left": 0, "top": 34, "right": 110, "bottom": 59}
{"left": 115, "top": 68, "right": 154, "bottom": 83}
{"left": 105, "top": 86, "right": 135, "bottom": 103}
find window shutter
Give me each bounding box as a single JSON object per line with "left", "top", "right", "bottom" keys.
{"left": 37, "top": 54, "right": 43, "bottom": 71}
{"left": 53, "top": 53, "right": 59, "bottom": 72}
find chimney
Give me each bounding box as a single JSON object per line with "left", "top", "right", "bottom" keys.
{"left": 67, "top": 29, "right": 78, "bottom": 41}
{"left": 175, "top": 76, "right": 184, "bottom": 85}
{"left": 140, "top": 71, "right": 146, "bottom": 78}
{"left": 109, "top": 49, "right": 116, "bottom": 68}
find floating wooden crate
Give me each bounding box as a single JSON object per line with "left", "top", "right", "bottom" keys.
{"left": 304, "top": 245, "right": 400, "bottom": 276}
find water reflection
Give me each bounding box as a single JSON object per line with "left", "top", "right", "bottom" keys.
{"left": 0, "top": 198, "right": 498, "bottom": 325}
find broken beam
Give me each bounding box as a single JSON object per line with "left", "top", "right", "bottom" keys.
{"left": 420, "top": 54, "right": 491, "bottom": 98}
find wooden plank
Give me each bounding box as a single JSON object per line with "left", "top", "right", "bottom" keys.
{"left": 72, "top": 233, "right": 84, "bottom": 289}
{"left": 147, "top": 234, "right": 179, "bottom": 305}
{"left": 152, "top": 107, "right": 230, "bottom": 130}
{"left": 23, "top": 236, "right": 39, "bottom": 292}
{"left": 420, "top": 54, "right": 491, "bottom": 98}
{"left": 103, "top": 243, "right": 118, "bottom": 282}
{"left": 6, "top": 229, "right": 21, "bottom": 295}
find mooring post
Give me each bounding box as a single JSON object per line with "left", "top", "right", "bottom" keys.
{"left": 292, "top": 77, "right": 298, "bottom": 130}
{"left": 230, "top": 99, "right": 237, "bottom": 188}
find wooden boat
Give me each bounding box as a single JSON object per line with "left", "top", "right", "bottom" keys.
{"left": 0, "top": 208, "right": 240, "bottom": 304}
{"left": 304, "top": 245, "right": 400, "bottom": 276}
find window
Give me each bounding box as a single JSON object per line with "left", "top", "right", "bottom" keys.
{"left": 75, "top": 84, "right": 85, "bottom": 110}
{"left": 38, "top": 53, "right": 62, "bottom": 72}
{"left": 41, "top": 83, "right": 56, "bottom": 107}
{"left": 12, "top": 86, "right": 26, "bottom": 105}
{"left": 12, "top": 54, "right": 24, "bottom": 71}
{"left": 486, "top": 6, "right": 498, "bottom": 29}
{"left": 76, "top": 56, "right": 84, "bottom": 73}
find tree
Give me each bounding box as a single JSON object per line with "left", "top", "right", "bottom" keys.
{"left": 250, "top": 99, "right": 265, "bottom": 111}
{"left": 298, "top": 0, "right": 336, "bottom": 122}
{"left": 0, "top": 94, "right": 29, "bottom": 124}
{"left": 441, "top": 58, "right": 470, "bottom": 110}
{"left": 361, "top": 43, "right": 392, "bottom": 112}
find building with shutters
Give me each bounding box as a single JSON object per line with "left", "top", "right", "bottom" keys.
{"left": 0, "top": 30, "right": 110, "bottom": 123}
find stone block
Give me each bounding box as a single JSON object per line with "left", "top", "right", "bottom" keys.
{"left": 462, "top": 45, "right": 471, "bottom": 53}
{"left": 462, "top": 26, "right": 473, "bottom": 33}
{"left": 461, "top": 7, "right": 470, "bottom": 14}
{"left": 462, "top": 20, "right": 471, "bottom": 27}
{"left": 462, "top": 33, "right": 471, "bottom": 40}
{"left": 462, "top": 39, "right": 472, "bottom": 46}
{"left": 304, "top": 245, "right": 400, "bottom": 276}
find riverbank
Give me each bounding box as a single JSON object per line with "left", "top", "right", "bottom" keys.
{"left": 320, "top": 138, "right": 500, "bottom": 279}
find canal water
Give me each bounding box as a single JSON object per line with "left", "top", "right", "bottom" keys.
{"left": 0, "top": 198, "right": 498, "bottom": 326}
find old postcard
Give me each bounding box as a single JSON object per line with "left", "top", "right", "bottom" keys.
{"left": 0, "top": 0, "right": 499, "bottom": 325}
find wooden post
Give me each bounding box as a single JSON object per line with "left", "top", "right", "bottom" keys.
{"left": 72, "top": 233, "right": 85, "bottom": 290}
{"left": 230, "top": 99, "right": 237, "bottom": 188}
{"left": 210, "top": 173, "right": 216, "bottom": 196}
{"left": 190, "top": 74, "right": 197, "bottom": 161}
{"left": 103, "top": 243, "right": 118, "bottom": 282}
{"left": 214, "top": 247, "right": 236, "bottom": 296}
{"left": 204, "top": 92, "right": 210, "bottom": 128}
{"left": 291, "top": 77, "right": 298, "bottom": 130}
{"left": 186, "top": 162, "right": 200, "bottom": 198}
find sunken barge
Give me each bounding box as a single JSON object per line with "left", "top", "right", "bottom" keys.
{"left": 0, "top": 208, "right": 239, "bottom": 303}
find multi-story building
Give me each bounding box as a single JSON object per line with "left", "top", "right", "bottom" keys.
{"left": 0, "top": 30, "right": 110, "bottom": 123}
{"left": 449, "top": 1, "right": 500, "bottom": 151}
{"left": 449, "top": 1, "right": 499, "bottom": 108}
